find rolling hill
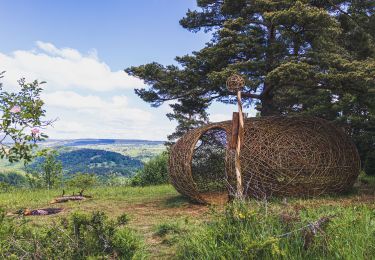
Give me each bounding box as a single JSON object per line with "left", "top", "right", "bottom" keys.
{"left": 28, "top": 148, "right": 143, "bottom": 177}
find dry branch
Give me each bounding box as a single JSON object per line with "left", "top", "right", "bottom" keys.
{"left": 50, "top": 196, "right": 86, "bottom": 204}
{"left": 50, "top": 190, "right": 92, "bottom": 204}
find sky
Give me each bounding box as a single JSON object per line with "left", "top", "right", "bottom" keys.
{"left": 0, "top": 0, "right": 250, "bottom": 140}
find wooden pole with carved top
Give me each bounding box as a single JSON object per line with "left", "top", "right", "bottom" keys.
{"left": 226, "top": 74, "right": 245, "bottom": 199}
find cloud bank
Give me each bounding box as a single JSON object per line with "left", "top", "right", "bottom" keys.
{"left": 0, "top": 41, "right": 143, "bottom": 91}
{"left": 0, "top": 42, "right": 175, "bottom": 140}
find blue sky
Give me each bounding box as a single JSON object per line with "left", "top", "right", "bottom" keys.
{"left": 0, "top": 0, "right": 244, "bottom": 140}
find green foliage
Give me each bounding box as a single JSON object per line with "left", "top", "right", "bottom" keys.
{"left": 0, "top": 171, "right": 27, "bottom": 187}
{"left": 0, "top": 211, "right": 145, "bottom": 259}
{"left": 177, "top": 200, "right": 375, "bottom": 259}
{"left": 66, "top": 173, "right": 98, "bottom": 190}
{"left": 112, "top": 228, "right": 144, "bottom": 259}
{"left": 28, "top": 148, "right": 143, "bottom": 178}
{"left": 364, "top": 150, "right": 375, "bottom": 175}
{"left": 131, "top": 151, "right": 169, "bottom": 186}
{"left": 28, "top": 150, "right": 63, "bottom": 189}
{"left": 0, "top": 182, "right": 12, "bottom": 192}
{"left": 358, "top": 171, "right": 375, "bottom": 188}
{"left": 154, "top": 221, "right": 188, "bottom": 246}
{"left": 126, "top": 1, "right": 375, "bottom": 161}
{"left": 0, "top": 72, "right": 51, "bottom": 162}
{"left": 154, "top": 222, "right": 182, "bottom": 237}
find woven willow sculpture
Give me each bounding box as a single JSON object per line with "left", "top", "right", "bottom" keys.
{"left": 169, "top": 116, "right": 361, "bottom": 204}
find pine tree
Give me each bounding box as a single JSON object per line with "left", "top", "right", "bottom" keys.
{"left": 125, "top": 0, "right": 375, "bottom": 158}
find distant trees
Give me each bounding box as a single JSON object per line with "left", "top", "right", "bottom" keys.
{"left": 41, "top": 151, "right": 63, "bottom": 189}
{"left": 126, "top": 1, "right": 375, "bottom": 171}
{"left": 66, "top": 173, "right": 98, "bottom": 192}
{"left": 131, "top": 151, "right": 169, "bottom": 186}
{"left": 0, "top": 171, "right": 27, "bottom": 191}
{"left": 23, "top": 148, "right": 146, "bottom": 188}
{"left": 0, "top": 172, "right": 27, "bottom": 186}
{"left": 37, "top": 148, "right": 143, "bottom": 177}
{"left": 27, "top": 150, "right": 62, "bottom": 189}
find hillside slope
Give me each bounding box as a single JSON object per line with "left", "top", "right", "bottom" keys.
{"left": 28, "top": 148, "right": 143, "bottom": 177}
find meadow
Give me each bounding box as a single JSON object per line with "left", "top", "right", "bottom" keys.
{"left": 0, "top": 174, "right": 374, "bottom": 259}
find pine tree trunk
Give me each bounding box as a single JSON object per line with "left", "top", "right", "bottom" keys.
{"left": 260, "top": 94, "right": 277, "bottom": 116}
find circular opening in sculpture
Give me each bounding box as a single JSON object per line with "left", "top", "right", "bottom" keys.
{"left": 191, "top": 127, "right": 228, "bottom": 204}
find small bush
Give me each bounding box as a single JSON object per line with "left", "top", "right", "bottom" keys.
{"left": 113, "top": 228, "right": 144, "bottom": 259}
{"left": 154, "top": 221, "right": 188, "bottom": 246}
{"left": 0, "top": 210, "right": 146, "bottom": 259}
{"left": 66, "top": 173, "right": 98, "bottom": 191}
{"left": 131, "top": 151, "right": 169, "bottom": 186}
{"left": 155, "top": 222, "right": 182, "bottom": 237}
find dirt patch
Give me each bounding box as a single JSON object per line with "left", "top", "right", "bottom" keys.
{"left": 7, "top": 207, "right": 64, "bottom": 217}
{"left": 201, "top": 192, "right": 229, "bottom": 205}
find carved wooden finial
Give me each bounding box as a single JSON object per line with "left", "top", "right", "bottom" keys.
{"left": 226, "top": 74, "right": 245, "bottom": 92}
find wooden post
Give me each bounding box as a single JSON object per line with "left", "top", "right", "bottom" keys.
{"left": 230, "top": 112, "right": 239, "bottom": 150}
{"left": 226, "top": 74, "right": 246, "bottom": 199}
{"left": 235, "top": 90, "right": 244, "bottom": 199}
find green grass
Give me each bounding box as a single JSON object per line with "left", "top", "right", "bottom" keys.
{"left": 0, "top": 185, "right": 195, "bottom": 259}
{"left": 0, "top": 176, "right": 374, "bottom": 259}
{"left": 0, "top": 185, "right": 178, "bottom": 212}
{"left": 177, "top": 201, "right": 375, "bottom": 260}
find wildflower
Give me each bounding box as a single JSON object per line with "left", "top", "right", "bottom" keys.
{"left": 10, "top": 105, "right": 21, "bottom": 113}
{"left": 238, "top": 213, "right": 245, "bottom": 219}
{"left": 31, "top": 128, "right": 40, "bottom": 135}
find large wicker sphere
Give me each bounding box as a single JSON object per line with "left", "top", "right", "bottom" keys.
{"left": 169, "top": 116, "right": 360, "bottom": 204}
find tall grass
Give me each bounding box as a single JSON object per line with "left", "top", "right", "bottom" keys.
{"left": 177, "top": 200, "right": 375, "bottom": 259}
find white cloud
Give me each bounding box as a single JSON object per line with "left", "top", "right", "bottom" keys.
{"left": 41, "top": 91, "right": 169, "bottom": 139}
{"left": 209, "top": 113, "right": 232, "bottom": 122}
{"left": 42, "top": 91, "right": 152, "bottom": 122}
{"left": 42, "top": 91, "right": 106, "bottom": 109}
{"left": 0, "top": 42, "right": 176, "bottom": 140}
{"left": 0, "top": 41, "right": 143, "bottom": 91}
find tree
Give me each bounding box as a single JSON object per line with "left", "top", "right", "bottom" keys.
{"left": 0, "top": 71, "right": 52, "bottom": 162}
{"left": 66, "top": 173, "right": 98, "bottom": 192}
{"left": 40, "top": 150, "right": 63, "bottom": 189}
{"left": 131, "top": 151, "right": 169, "bottom": 186}
{"left": 125, "top": 0, "right": 375, "bottom": 163}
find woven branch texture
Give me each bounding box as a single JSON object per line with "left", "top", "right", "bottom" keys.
{"left": 169, "top": 116, "right": 360, "bottom": 204}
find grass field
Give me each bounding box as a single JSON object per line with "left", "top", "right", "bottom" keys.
{"left": 0, "top": 175, "right": 374, "bottom": 259}
{"left": 0, "top": 185, "right": 206, "bottom": 258}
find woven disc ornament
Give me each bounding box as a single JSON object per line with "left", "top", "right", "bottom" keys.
{"left": 226, "top": 74, "right": 245, "bottom": 92}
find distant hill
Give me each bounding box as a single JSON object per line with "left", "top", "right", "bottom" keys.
{"left": 28, "top": 148, "right": 143, "bottom": 177}
{"left": 38, "top": 139, "right": 164, "bottom": 147}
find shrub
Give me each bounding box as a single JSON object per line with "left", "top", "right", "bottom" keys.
{"left": 113, "top": 228, "right": 144, "bottom": 259}
{"left": 364, "top": 150, "right": 375, "bottom": 175}
{"left": 154, "top": 222, "right": 182, "bottom": 237}
{"left": 131, "top": 151, "right": 169, "bottom": 186}
{"left": 154, "top": 221, "right": 186, "bottom": 246}
{"left": 0, "top": 73, "right": 51, "bottom": 163}
{"left": 0, "top": 210, "right": 146, "bottom": 259}
{"left": 66, "top": 173, "right": 98, "bottom": 191}
{"left": 176, "top": 201, "right": 375, "bottom": 259}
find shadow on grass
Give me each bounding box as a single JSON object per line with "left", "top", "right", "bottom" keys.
{"left": 163, "top": 195, "right": 192, "bottom": 208}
